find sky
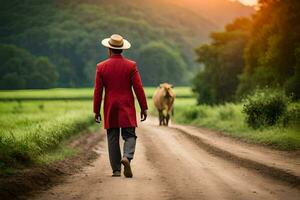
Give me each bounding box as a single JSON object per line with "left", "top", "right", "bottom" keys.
{"left": 237, "top": 0, "right": 258, "bottom": 6}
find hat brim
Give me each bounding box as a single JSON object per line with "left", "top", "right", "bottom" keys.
{"left": 101, "top": 38, "right": 131, "bottom": 50}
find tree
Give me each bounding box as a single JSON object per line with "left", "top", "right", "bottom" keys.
{"left": 237, "top": 0, "right": 300, "bottom": 98}
{"left": 193, "top": 18, "right": 251, "bottom": 104}
{"left": 0, "top": 44, "right": 58, "bottom": 89}
{"left": 137, "top": 42, "right": 187, "bottom": 86}
{"left": 27, "top": 57, "right": 59, "bottom": 88}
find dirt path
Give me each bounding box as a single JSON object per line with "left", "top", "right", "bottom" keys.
{"left": 31, "top": 119, "right": 300, "bottom": 200}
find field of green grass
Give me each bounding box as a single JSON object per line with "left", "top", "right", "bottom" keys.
{"left": 147, "top": 97, "right": 196, "bottom": 115}
{"left": 0, "top": 87, "right": 194, "bottom": 101}
{"left": 173, "top": 103, "right": 300, "bottom": 150}
{"left": 0, "top": 101, "right": 95, "bottom": 170}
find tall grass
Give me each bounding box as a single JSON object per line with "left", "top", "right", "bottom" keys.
{"left": 0, "top": 101, "right": 94, "bottom": 169}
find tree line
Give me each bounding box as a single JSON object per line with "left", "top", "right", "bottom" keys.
{"left": 193, "top": 0, "right": 300, "bottom": 104}
{"left": 0, "top": 0, "right": 222, "bottom": 89}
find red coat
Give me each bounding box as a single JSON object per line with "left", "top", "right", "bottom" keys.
{"left": 93, "top": 54, "right": 148, "bottom": 129}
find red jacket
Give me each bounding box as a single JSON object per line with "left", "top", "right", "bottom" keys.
{"left": 93, "top": 54, "right": 148, "bottom": 129}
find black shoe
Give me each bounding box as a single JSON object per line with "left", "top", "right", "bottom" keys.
{"left": 112, "top": 170, "right": 121, "bottom": 177}
{"left": 121, "top": 157, "right": 133, "bottom": 178}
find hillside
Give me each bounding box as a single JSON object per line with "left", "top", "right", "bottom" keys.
{"left": 166, "top": 0, "right": 254, "bottom": 26}
{"left": 0, "top": 0, "right": 254, "bottom": 88}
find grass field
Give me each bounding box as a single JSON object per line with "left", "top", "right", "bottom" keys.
{"left": 147, "top": 97, "right": 196, "bottom": 115}
{"left": 0, "top": 101, "right": 95, "bottom": 170}
{"left": 0, "top": 87, "right": 194, "bottom": 101}
{"left": 173, "top": 103, "right": 300, "bottom": 150}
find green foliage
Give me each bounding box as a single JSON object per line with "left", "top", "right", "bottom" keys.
{"left": 180, "top": 106, "right": 210, "bottom": 123}
{"left": 0, "top": 45, "right": 58, "bottom": 89}
{"left": 237, "top": 0, "right": 300, "bottom": 98}
{"left": 138, "top": 42, "right": 187, "bottom": 85}
{"left": 193, "top": 1, "right": 300, "bottom": 104}
{"left": 282, "top": 104, "right": 300, "bottom": 128}
{"left": 285, "top": 46, "right": 300, "bottom": 100}
{"left": 193, "top": 18, "right": 251, "bottom": 104}
{"left": 182, "top": 107, "right": 199, "bottom": 121}
{"left": 174, "top": 103, "right": 246, "bottom": 131}
{"left": 242, "top": 89, "right": 289, "bottom": 128}
{"left": 173, "top": 102, "right": 300, "bottom": 150}
{"left": 0, "top": 101, "right": 93, "bottom": 169}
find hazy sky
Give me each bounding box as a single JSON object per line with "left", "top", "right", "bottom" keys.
{"left": 238, "top": 0, "right": 258, "bottom": 6}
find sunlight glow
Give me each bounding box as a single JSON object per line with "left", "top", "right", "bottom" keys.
{"left": 237, "top": 0, "right": 258, "bottom": 6}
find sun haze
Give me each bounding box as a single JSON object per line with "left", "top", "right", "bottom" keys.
{"left": 238, "top": 0, "right": 257, "bottom": 6}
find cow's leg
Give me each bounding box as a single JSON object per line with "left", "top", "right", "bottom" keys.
{"left": 158, "top": 110, "right": 163, "bottom": 126}
{"left": 164, "top": 114, "right": 169, "bottom": 126}
{"left": 166, "top": 113, "right": 170, "bottom": 126}
{"left": 162, "top": 116, "right": 166, "bottom": 126}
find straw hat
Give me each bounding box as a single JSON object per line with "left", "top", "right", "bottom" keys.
{"left": 101, "top": 34, "right": 131, "bottom": 49}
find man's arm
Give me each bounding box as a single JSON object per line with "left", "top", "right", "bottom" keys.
{"left": 93, "top": 65, "right": 104, "bottom": 123}
{"left": 131, "top": 64, "right": 148, "bottom": 121}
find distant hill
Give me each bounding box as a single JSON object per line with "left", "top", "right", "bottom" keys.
{"left": 0, "top": 0, "right": 254, "bottom": 88}
{"left": 164, "top": 0, "right": 254, "bottom": 27}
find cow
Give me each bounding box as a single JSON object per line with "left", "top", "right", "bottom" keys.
{"left": 153, "top": 83, "right": 175, "bottom": 126}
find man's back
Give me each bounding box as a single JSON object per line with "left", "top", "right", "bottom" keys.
{"left": 99, "top": 54, "right": 135, "bottom": 95}
{"left": 93, "top": 54, "right": 147, "bottom": 129}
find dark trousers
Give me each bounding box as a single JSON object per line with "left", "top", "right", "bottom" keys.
{"left": 107, "top": 127, "right": 137, "bottom": 172}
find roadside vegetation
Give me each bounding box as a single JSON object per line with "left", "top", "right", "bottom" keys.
{"left": 0, "top": 101, "right": 95, "bottom": 171}
{"left": 171, "top": 89, "right": 300, "bottom": 150}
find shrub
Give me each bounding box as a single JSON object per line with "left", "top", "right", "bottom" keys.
{"left": 282, "top": 105, "right": 300, "bottom": 128}
{"left": 242, "top": 89, "right": 289, "bottom": 128}
{"left": 218, "top": 104, "right": 235, "bottom": 120}
{"left": 182, "top": 107, "right": 199, "bottom": 121}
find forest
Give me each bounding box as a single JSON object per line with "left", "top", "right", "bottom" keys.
{"left": 193, "top": 0, "right": 300, "bottom": 104}
{"left": 0, "top": 0, "right": 253, "bottom": 88}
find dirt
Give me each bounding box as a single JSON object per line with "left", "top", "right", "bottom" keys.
{"left": 0, "top": 131, "right": 104, "bottom": 200}
{"left": 23, "top": 118, "right": 300, "bottom": 200}
{"left": 172, "top": 124, "right": 300, "bottom": 185}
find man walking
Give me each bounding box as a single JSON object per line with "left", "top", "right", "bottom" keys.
{"left": 93, "top": 34, "right": 148, "bottom": 178}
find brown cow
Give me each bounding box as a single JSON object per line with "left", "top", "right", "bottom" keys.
{"left": 153, "top": 83, "right": 175, "bottom": 126}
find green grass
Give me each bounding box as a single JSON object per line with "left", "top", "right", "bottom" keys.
{"left": 36, "top": 146, "right": 78, "bottom": 165}
{"left": 0, "top": 88, "right": 93, "bottom": 100}
{"left": 173, "top": 103, "right": 300, "bottom": 150}
{"left": 144, "top": 87, "right": 194, "bottom": 98}
{"left": 0, "top": 101, "right": 96, "bottom": 170}
{"left": 0, "top": 87, "right": 194, "bottom": 101}
{"left": 148, "top": 97, "right": 197, "bottom": 115}
{"left": 0, "top": 87, "right": 192, "bottom": 171}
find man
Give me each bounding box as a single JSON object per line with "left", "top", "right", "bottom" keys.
{"left": 93, "top": 34, "right": 148, "bottom": 178}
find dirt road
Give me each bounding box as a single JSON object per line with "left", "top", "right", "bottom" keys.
{"left": 32, "top": 119, "right": 300, "bottom": 200}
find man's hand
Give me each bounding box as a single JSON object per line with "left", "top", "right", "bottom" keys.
{"left": 140, "top": 110, "right": 147, "bottom": 122}
{"left": 95, "top": 113, "right": 101, "bottom": 123}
